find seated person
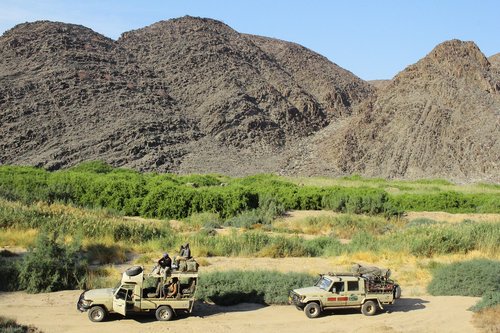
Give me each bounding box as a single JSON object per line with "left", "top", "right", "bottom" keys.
{"left": 163, "top": 277, "right": 178, "bottom": 298}
{"left": 174, "top": 243, "right": 191, "bottom": 268}
{"left": 155, "top": 253, "right": 172, "bottom": 277}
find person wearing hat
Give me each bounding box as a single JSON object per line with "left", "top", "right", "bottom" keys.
{"left": 158, "top": 253, "right": 172, "bottom": 277}
{"left": 159, "top": 253, "right": 172, "bottom": 269}
{"left": 174, "top": 243, "right": 192, "bottom": 269}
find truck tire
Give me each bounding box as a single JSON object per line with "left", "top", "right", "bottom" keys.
{"left": 394, "top": 285, "right": 402, "bottom": 299}
{"left": 304, "top": 302, "right": 321, "bottom": 319}
{"left": 88, "top": 306, "right": 107, "bottom": 322}
{"left": 361, "top": 300, "right": 377, "bottom": 316}
{"left": 155, "top": 305, "right": 174, "bottom": 321}
{"left": 125, "top": 266, "right": 143, "bottom": 277}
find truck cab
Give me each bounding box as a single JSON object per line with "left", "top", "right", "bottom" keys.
{"left": 77, "top": 264, "right": 199, "bottom": 322}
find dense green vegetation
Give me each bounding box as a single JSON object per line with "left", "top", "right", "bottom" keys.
{"left": 18, "top": 232, "right": 87, "bottom": 293}
{"left": 0, "top": 231, "right": 87, "bottom": 293}
{"left": 196, "top": 270, "right": 316, "bottom": 305}
{"left": 0, "top": 257, "right": 19, "bottom": 292}
{"left": 428, "top": 259, "right": 500, "bottom": 311}
{"left": 1, "top": 163, "right": 498, "bottom": 221}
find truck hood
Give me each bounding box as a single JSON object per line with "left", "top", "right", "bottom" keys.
{"left": 293, "top": 286, "right": 326, "bottom": 296}
{"left": 83, "top": 288, "right": 114, "bottom": 300}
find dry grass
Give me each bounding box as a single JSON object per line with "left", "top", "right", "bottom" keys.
{"left": 472, "top": 305, "right": 500, "bottom": 333}
{"left": 196, "top": 257, "right": 211, "bottom": 266}
{"left": 0, "top": 228, "right": 38, "bottom": 248}
{"left": 85, "top": 265, "right": 122, "bottom": 289}
{"left": 406, "top": 211, "right": 500, "bottom": 223}
{"left": 273, "top": 210, "right": 405, "bottom": 239}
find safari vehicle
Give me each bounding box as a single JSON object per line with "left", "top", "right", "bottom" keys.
{"left": 77, "top": 263, "right": 198, "bottom": 322}
{"left": 289, "top": 265, "right": 401, "bottom": 318}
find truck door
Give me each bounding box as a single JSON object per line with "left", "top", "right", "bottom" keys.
{"left": 345, "top": 280, "right": 363, "bottom": 306}
{"left": 325, "top": 281, "right": 347, "bottom": 307}
{"left": 113, "top": 287, "right": 133, "bottom": 316}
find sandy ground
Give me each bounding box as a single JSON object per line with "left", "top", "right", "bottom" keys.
{"left": 405, "top": 211, "right": 500, "bottom": 223}
{"left": 0, "top": 291, "right": 479, "bottom": 333}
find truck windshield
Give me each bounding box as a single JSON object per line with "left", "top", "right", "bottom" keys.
{"left": 315, "top": 277, "right": 332, "bottom": 291}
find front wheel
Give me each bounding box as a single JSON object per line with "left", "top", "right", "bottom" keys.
{"left": 361, "top": 300, "right": 377, "bottom": 316}
{"left": 304, "top": 302, "right": 321, "bottom": 319}
{"left": 88, "top": 306, "right": 107, "bottom": 322}
{"left": 155, "top": 305, "right": 174, "bottom": 321}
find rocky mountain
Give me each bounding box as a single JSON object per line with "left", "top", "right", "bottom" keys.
{"left": 295, "top": 40, "right": 500, "bottom": 182}
{"left": 0, "top": 18, "right": 499, "bottom": 182}
{"left": 490, "top": 53, "right": 500, "bottom": 69}
{"left": 0, "top": 17, "right": 372, "bottom": 173}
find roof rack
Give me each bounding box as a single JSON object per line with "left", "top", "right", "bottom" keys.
{"left": 324, "top": 272, "right": 361, "bottom": 277}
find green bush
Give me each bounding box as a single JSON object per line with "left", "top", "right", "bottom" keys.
{"left": 389, "top": 191, "right": 500, "bottom": 213}
{"left": 185, "top": 212, "right": 222, "bottom": 230}
{"left": 427, "top": 259, "right": 500, "bottom": 297}
{"left": 407, "top": 227, "right": 475, "bottom": 257}
{"left": 428, "top": 259, "right": 500, "bottom": 312}
{"left": 386, "top": 221, "right": 500, "bottom": 257}
{"left": 224, "top": 210, "right": 265, "bottom": 228}
{"left": 470, "top": 291, "right": 500, "bottom": 312}
{"left": 0, "top": 258, "right": 20, "bottom": 292}
{"left": 18, "top": 232, "right": 88, "bottom": 293}
{"left": 196, "top": 270, "right": 316, "bottom": 305}
{"left": 1, "top": 164, "right": 498, "bottom": 222}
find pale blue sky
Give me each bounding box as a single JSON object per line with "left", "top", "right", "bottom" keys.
{"left": 0, "top": 0, "right": 498, "bottom": 80}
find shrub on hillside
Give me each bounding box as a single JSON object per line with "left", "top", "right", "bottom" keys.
{"left": 196, "top": 270, "right": 316, "bottom": 305}
{"left": 18, "top": 232, "right": 87, "bottom": 293}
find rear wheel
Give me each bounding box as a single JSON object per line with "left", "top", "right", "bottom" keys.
{"left": 361, "top": 300, "right": 377, "bottom": 316}
{"left": 155, "top": 305, "right": 174, "bottom": 321}
{"left": 304, "top": 302, "right": 321, "bottom": 318}
{"left": 88, "top": 306, "right": 107, "bottom": 322}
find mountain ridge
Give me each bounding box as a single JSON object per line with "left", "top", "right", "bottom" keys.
{"left": 0, "top": 17, "right": 498, "bottom": 182}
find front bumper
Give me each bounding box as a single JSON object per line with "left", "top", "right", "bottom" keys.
{"left": 77, "top": 291, "right": 91, "bottom": 312}
{"left": 288, "top": 291, "right": 304, "bottom": 307}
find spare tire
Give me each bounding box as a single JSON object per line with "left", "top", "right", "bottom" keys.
{"left": 125, "top": 266, "right": 143, "bottom": 276}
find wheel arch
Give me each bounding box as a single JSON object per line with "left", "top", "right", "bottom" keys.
{"left": 306, "top": 299, "right": 322, "bottom": 309}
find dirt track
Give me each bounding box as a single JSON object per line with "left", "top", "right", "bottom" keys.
{"left": 0, "top": 291, "right": 479, "bottom": 333}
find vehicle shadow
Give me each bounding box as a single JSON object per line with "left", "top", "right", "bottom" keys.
{"left": 320, "top": 298, "right": 428, "bottom": 317}
{"left": 384, "top": 298, "right": 428, "bottom": 313}
{"left": 108, "top": 312, "right": 158, "bottom": 323}
{"left": 105, "top": 300, "right": 267, "bottom": 323}
{"left": 192, "top": 301, "right": 268, "bottom": 318}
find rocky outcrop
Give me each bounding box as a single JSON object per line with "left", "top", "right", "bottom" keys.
{"left": 299, "top": 40, "right": 500, "bottom": 182}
